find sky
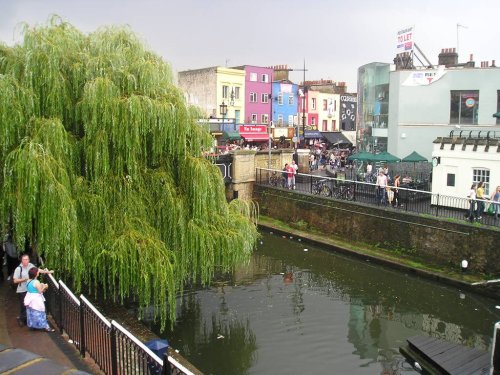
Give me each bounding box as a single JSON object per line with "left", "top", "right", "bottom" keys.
{"left": 1, "top": 0, "right": 499, "bottom": 91}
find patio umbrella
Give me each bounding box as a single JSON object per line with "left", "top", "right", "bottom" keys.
{"left": 372, "top": 151, "right": 400, "bottom": 163}
{"left": 402, "top": 151, "right": 427, "bottom": 163}
{"left": 347, "top": 151, "right": 374, "bottom": 162}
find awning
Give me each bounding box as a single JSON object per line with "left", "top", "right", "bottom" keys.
{"left": 239, "top": 124, "right": 269, "bottom": 142}
{"left": 321, "top": 132, "right": 352, "bottom": 145}
{"left": 240, "top": 133, "right": 270, "bottom": 142}
{"left": 304, "top": 130, "right": 323, "bottom": 139}
{"left": 222, "top": 131, "right": 241, "bottom": 141}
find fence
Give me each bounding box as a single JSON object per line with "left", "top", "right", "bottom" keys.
{"left": 43, "top": 274, "right": 193, "bottom": 375}
{"left": 256, "top": 168, "right": 500, "bottom": 228}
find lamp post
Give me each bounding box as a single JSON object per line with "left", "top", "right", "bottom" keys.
{"left": 220, "top": 101, "right": 228, "bottom": 131}
{"left": 268, "top": 121, "right": 275, "bottom": 169}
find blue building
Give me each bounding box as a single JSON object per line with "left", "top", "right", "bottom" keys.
{"left": 271, "top": 80, "right": 299, "bottom": 128}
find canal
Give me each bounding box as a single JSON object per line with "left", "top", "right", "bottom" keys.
{"left": 146, "top": 232, "right": 499, "bottom": 374}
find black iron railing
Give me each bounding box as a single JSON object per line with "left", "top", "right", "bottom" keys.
{"left": 43, "top": 274, "right": 194, "bottom": 375}
{"left": 256, "top": 168, "right": 500, "bottom": 228}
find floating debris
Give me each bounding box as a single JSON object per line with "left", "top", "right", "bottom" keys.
{"left": 270, "top": 231, "right": 273, "bottom": 234}
{"left": 260, "top": 241, "right": 263, "bottom": 245}
{"left": 217, "top": 334, "right": 224, "bottom": 339}
{"left": 304, "top": 249, "right": 308, "bottom": 252}
{"left": 298, "top": 239, "right": 301, "bottom": 242}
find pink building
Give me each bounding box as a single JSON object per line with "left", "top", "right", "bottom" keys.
{"left": 235, "top": 65, "right": 273, "bottom": 125}
{"left": 298, "top": 90, "right": 319, "bottom": 129}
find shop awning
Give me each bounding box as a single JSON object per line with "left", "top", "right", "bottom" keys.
{"left": 304, "top": 130, "right": 323, "bottom": 139}
{"left": 240, "top": 133, "right": 270, "bottom": 142}
{"left": 239, "top": 125, "right": 269, "bottom": 142}
{"left": 222, "top": 131, "right": 241, "bottom": 141}
{"left": 321, "top": 132, "right": 352, "bottom": 146}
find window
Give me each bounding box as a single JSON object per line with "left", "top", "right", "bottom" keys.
{"left": 288, "top": 96, "right": 294, "bottom": 105}
{"left": 250, "top": 72, "right": 257, "bottom": 82}
{"left": 450, "top": 90, "right": 479, "bottom": 124}
{"left": 311, "top": 117, "right": 316, "bottom": 126}
{"left": 222, "top": 85, "right": 229, "bottom": 99}
{"left": 251, "top": 114, "right": 257, "bottom": 124}
{"left": 250, "top": 92, "right": 257, "bottom": 103}
{"left": 322, "top": 120, "right": 327, "bottom": 131}
{"left": 311, "top": 98, "right": 316, "bottom": 110}
{"left": 234, "top": 87, "right": 240, "bottom": 100}
{"left": 473, "top": 168, "right": 490, "bottom": 195}
{"left": 288, "top": 115, "right": 294, "bottom": 126}
{"left": 261, "top": 74, "right": 269, "bottom": 83}
{"left": 261, "top": 93, "right": 269, "bottom": 103}
{"left": 277, "top": 114, "right": 283, "bottom": 125}
{"left": 332, "top": 120, "right": 336, "bottom": 131}
{"left": 447, "top": 173, "right": 455, "bottom": 187}
{"left": 278, "top": 93, "right": 283, "bottom": 105}
{"left": 235, "top": 110, "right": 240, "bottom": 124}
{"left": 323, "top": 99, "right": 328, "bottom": 111}
{"left": 261, "top": 114, "right": 269, "bottom": 124}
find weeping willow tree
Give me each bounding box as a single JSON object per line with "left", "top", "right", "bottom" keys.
{"left": 0, "top": 16, "right": 258, "bottom": 329}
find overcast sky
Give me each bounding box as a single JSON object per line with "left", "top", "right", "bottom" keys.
{"left": 1, "top": 0, "right": 499, "bottom": 91}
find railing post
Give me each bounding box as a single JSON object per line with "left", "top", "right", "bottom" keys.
{"left": 110, "top": 323, "right": 118, "bottom": 375}
{"left": 162, "top": 352, "right": 172, "bottom": 375}
{"left": 435, "top": 193, "right": 440, "bottom": 217}
{"left": 310, "top": 175, "right": 313, "bottom": 194}
{"left": 79, "top": 296, "right": 86, "bottom": 358}
{"left": 58, "top": 285, "right": 63, "bottom": 333}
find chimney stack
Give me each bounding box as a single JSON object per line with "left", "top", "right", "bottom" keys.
{"left": 438, "top": 47, "right": 459, "bottom": 67}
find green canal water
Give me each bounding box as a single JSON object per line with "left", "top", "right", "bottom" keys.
{"left": 147, "top": 232, "right": 499, "bottom": 374}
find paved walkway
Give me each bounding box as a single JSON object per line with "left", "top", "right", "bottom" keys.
{"left": 0, "top": 270, "right": 97, "bottom": 374}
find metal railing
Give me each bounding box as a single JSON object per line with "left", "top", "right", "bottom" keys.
{"left": 43, "top": 274, "right": 194, "bottom": 375}
{"left": 256, "top": 168, "right": 500, "bottom": 228}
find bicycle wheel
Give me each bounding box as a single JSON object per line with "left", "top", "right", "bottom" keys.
{"left": 320, "top": 185, "right": 331, "bottom": 197}
{"left": 345, "top": 187, "right": 355, "bottom": 201}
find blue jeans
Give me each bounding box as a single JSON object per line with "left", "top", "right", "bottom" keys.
{"left": 476, "top": 200, "right": 485, "bottom": 218}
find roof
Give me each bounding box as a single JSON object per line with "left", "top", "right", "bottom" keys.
{"left": 321, "top": 132, "right": 352, "bottom": 145}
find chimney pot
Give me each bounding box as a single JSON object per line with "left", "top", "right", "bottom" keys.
{"left": 470, "top": 54, "right": 473, "bottom": 61}
{"left": 492, "top": 60, "right": 496, "bottom": 67}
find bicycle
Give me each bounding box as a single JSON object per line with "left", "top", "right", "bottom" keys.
{"left": 312, "top": 179, "right": 332, "bottom": 197}
{"left": 332, "top": 183, "right": 355, "bottom": 201}
{"left": 269, "top": 171, "right": 285, "bottom": 187}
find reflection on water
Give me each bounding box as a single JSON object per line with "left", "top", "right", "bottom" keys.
{"left": 145, "top": 232, "right": 499, "bottom": 375}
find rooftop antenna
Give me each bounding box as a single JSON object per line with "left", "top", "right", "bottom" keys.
{"left": 457, "top": 23, "right": 468, "bottom": 56}
{"left": 225, "top": 59, "right": 230, "bottom": 67}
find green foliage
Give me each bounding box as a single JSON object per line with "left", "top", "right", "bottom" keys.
{"left": 0, "top": 17, "right": 258, "bottom": 329}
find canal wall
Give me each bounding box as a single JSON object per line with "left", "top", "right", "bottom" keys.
{"left": 253, "top": 185, "right": 500, "bottom": 277}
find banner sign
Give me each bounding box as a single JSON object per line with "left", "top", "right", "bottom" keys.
{"left": 402, "top": 66, "right": 447, "bottom": 86}
{"left": 396, "top": 26, "right": 414, "bottom": 53}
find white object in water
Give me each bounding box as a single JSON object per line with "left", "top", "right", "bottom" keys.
{"left": 217, "top": 334, "right": 224, "bottom": 339}
{"left": 304, "top": 249, "right": 308, "bottom": 252}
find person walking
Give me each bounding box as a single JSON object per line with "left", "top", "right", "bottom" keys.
{"left": 286, "top": 163, "right": 295, "bottom": 190}
{"left": 291, "top": 160, "right": 298, "bottom": 189}
{"left": 365, "top": 162, "right": 373, "bottom": 182}
{"left": 392, "top": 175, "right": 401, "bottom": 207}
{"left": 490, "top": 185, "right": 500, "bottom": 220}
{"left": 13, "top": 254, "right": 53, "bottom": 326}
{"left": 466, "top": 184, "right": 477, "bottom": 222}
{"left": 24, "top": 267, "right": 55, "bottom": 332}
{"left": 476, "top": 181, "right": 486, "bottom": 220}
{"left": 375, "top": 170, "right": 388, "bottom": 205}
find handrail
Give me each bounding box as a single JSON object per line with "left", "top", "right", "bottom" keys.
{"left": 80, "top": 295, "right": 111, "bottom": 328}
{"left": 59, "top": 280, "right": 80, "bottom": 305}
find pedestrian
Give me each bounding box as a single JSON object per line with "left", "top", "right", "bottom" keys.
{"left": 490, "top": 186, "right": 500, "bottom": 220}
{"left": 291, "top": 160, "right": 298, "bottom": 189}
{"left": 24, "top": 267, "right": 55, "bottom": 332}
{"left": 282, "top": 163, "right": 289, "bottom": 188}
{"left": 476, "top": 181, "right": 486, "bottom": 220}
{"left": 375, "top": 170, "right": 388, "bottom": 205}
{"left": 13, "top": 254, "right": 53, "bottom": 326}
{"left": 365, "top": 162, "right": 373, "bottom": 182}
{"left": 466, "top": 184, "right": 477, "bottom": 222}
{"left": 392, "top": 175, "right": 401, "bottom": 207}
{"left": 287, "top": 163, "right": 295, "bottom": 190}
{"left": 4, "top": 233, "right": 18, "bottom": 280}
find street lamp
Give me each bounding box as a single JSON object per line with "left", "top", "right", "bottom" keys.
{"left": 268, "top": 121, "right": 275, "bottom": 169}
{"left": 220, "top": 101, "right": 228, "bottom": 130}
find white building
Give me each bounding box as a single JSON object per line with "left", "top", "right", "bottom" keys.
{"left": 431, "top": 132, "right": 500, "bottom": 206}
{"left": 358, "top": 50, "right": 500, "bottom": 160}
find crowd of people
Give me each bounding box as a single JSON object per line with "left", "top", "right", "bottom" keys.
{"left": 467, "top": 183, "right": 500, "bottom": 222}
{"left": 0, "top": 234, "right": 55, "bottom": 332}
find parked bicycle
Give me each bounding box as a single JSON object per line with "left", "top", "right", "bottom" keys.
{"left": 269, "top": 171, "right": 285, "bottom": 187}
{"left": 332, "top": 183, "right": 355, "bottom": 201}
{"left": 312, "top": 179, "right": 332, "bottom": 196}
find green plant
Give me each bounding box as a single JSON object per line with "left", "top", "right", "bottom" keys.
{"left": 0, "top": 16, "right": 258, "bottom": 329}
